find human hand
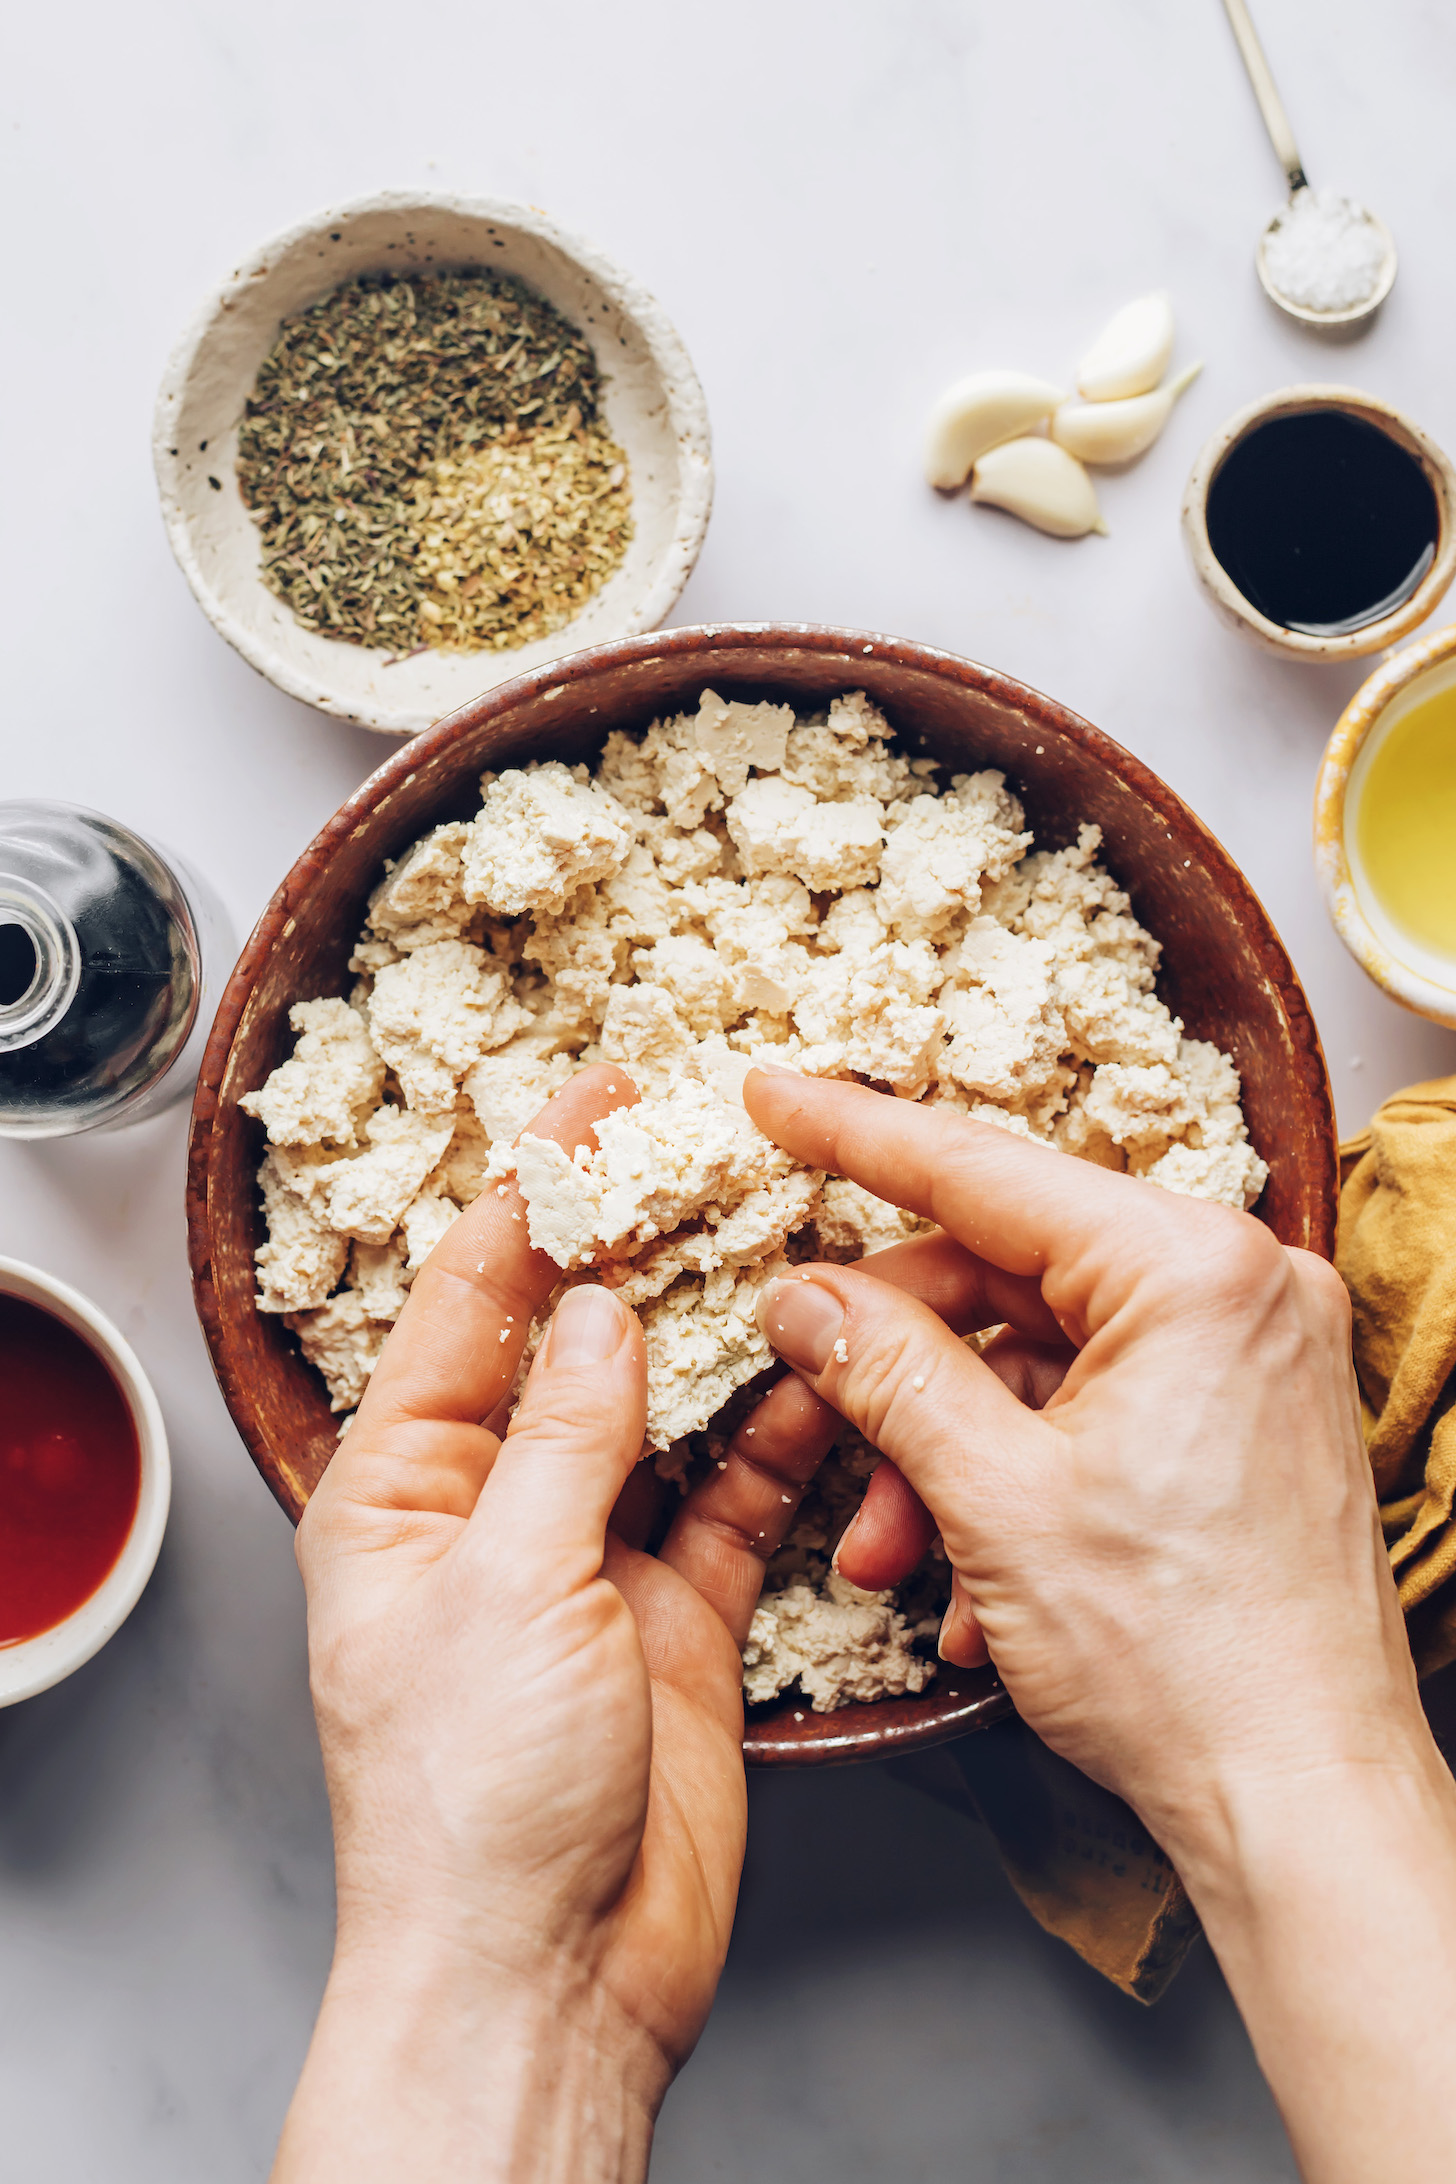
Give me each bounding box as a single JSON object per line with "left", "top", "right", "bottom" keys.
{"left": 272, "top": 1068, "right": 789, "bottom": 2184}
{"left": 740, "top": 1068, "right": 1414, "bottom": 1859}
{"left": 740, "top": 1072, "right": 1456, "bottom": 2184}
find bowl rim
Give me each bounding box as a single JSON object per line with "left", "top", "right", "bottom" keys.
{"left": 152, "top": 188, "right": 714, "bottom": 736}
{"left": 0, "top": 1256, "right": 171, "bottom": 1706}
{"left": 187, "top": 618, "right": 1338, "bottom": 1764}
{"left": 1313, "top": 618, "right": 1456, "bottom": 1027}
{"left": 1180, "top": 384, "right": 1456, "bottom": 660}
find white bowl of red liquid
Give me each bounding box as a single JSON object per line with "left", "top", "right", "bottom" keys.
{"left": 0, "top": 1258, "right": 170, "bottom": 1706}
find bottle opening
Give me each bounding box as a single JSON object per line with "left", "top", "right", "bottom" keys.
{"left": 0, "top": 923, "right": 39, "bottom": 1007}
{"left": 0, "top": 883, "right": 82, "bottom": 1057}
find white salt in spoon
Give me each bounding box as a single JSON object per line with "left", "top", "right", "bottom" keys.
{"left": 1221, "top": 0, "right": 1397, "bottom": 332}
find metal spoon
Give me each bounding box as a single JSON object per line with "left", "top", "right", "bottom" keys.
{"left": 1221, "top": 0, "right": 1397, "bottom": 332}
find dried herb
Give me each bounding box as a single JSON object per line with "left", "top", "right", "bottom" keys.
{"left": 413, "top": 414, "right": 633, "bottom": 652}
{"left": 235, "top": 269, "right": 631, "bottom": 651}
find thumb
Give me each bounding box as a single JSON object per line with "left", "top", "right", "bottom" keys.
{"left": 469, "top": 1284, "right": 648, "bottom": 1584}
{"left": 755, "top": 1265, "right": 1055, "bottom": 1569}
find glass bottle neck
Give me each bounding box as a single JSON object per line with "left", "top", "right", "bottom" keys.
{"left": 0, "top": 878, "right": 81, "bottom": 1054}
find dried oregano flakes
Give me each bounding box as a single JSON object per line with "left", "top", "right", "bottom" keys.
{"left": 235, "top": 268, "right": 633, "bottom": 653}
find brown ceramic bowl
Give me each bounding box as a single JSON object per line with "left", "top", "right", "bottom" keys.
{"left": 187, "top": 623, "right": 1338, "bottom": 1767}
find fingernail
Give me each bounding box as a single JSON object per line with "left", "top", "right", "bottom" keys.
{"left": 757, "top": 1276, "right": 844, "bottom": 1375}
{"left": 746, "top": 1060, "right": 800, "bottom": 1078}
{"left": 549, "top": 1285, "right": 626, "bottom": 1367}
{"left": 829, "top": 1509, "right": 860, "bottom": 1576}
{"left": 936, "top": 1605, "right": 955, "bottom": 1662}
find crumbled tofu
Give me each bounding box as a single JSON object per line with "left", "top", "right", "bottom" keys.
{"left": 814, "top": 1177, "right": 934, "bottom": 1261}
{"left": 742, "top": 1571, "right": 935, "bottom": 1711}
{"left": 631, "top": 933, "right": 737, "bottom": 1036}
{"left": 522, "top": 894, "right": 623, "bottom": 1038}
{"left": 1083, "top": 1059, "right": 1201, "bottom": 1151}
{"left": 247, "top": 686, "right": 1268, "bottom": 1702}
{"left": 433, "top": 1107, "right": 493, "bottom": 1205}
{"left": 638, "top": 1261, "right": 783, "bottom": 1448}
{"left": 254, "top": 1150, "right": 350, "bottom": 1313}
{"left": 937, "top": 922, "right": 1066, "bottom": 1103}
{"left": 1054, "top": 955, "right": 1182, "bottom": 1069}
{"left": 606, "top": 1166, "right": 823, "bottom": 1313}
{"left": 464, "top": 1041, "right": 576, "bottom": 1143}
{"left": 1142, "top": 1137, "right": 1269, "bottom": 1210}
{"left": 876, "top": 776, "right": 1029, "bottom": 942}
{"left": 347, "top": 1234, "right": 411, "bottom": 1319}
{"left": 402, "top": 1189, "right": 460, "bottom": 1271}
{"left": 320, "top": 1106, "right": 455, "bottom": 1245}
{"left": 365, "top": 822, "right": 477, "bottom": 949}
{"left": 639, "top": 818, "right": 729, "bottom": 888}
{"left": 286, "top": 1290, "right": 391, "bottom": 1413}
{"left": 600, "top": 984, "right": 695, "bottom": 1094}
{"left": 462, "top": 762, "right": 634, "bottom": 915}
{"left": 240, "top": 998, "right": 384, "bottom": 1149}
{"left": 692, "top": 689, "right": 793, "bottom": 795}
{"left": 726, "top": 775, "right": 885, "bottom": 892}
{"left": 368, "top": 939, "right": 531, "bottom": 1114}
{"left": 794, "top": 937, "right": 945, "bottom": 1094}
{"left": 499, "top": 1076, "right": 799, "bottom": 1272}
{"left": 779, "top": 692, "right": 922, "bottom": 805}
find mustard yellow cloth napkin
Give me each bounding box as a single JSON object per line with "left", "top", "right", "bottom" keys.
{"left": 1338, "top": 1073, "right": 1456, "bottom": 1674}
{"left": 900, "top": 1072, "right": 1456, "bottom": 2000}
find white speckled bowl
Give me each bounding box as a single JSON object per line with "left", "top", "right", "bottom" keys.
{"left": 1181, "top": 385, "right": 1456, "bottom": 661}
{"left": 153, "top": 192, "right": 714, "bottom": 737}
{"left": 1314, "top": 620, "right": 1456, "bottom": 1027}
{"left": 0, "top": 1258, "right": 171, "bottom": 1707}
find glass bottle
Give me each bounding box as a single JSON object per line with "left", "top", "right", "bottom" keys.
{"left": 0, "top": 801, "right": 233, "bottom": 1139}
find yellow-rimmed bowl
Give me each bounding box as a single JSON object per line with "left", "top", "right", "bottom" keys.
{"left": 1314, "top": 621, "right": 1456, "bottom": 1026}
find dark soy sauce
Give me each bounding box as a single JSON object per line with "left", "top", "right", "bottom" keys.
{"left": 1206, "top": 410, "right": 1439, "bottom": 637}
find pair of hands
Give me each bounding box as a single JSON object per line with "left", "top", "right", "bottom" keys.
{"left": 272, "top": 1067, "right": 1456, "bottom": 2184}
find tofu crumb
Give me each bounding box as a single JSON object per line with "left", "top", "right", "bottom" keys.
{"left": 246, "top": 686, "right": 1268, "bottom": 1715}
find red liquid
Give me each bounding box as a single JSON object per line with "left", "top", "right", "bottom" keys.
{"left": 0, "top": 1295, "right": 141, "bottom": 1646}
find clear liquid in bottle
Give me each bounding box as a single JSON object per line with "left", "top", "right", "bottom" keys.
{"left": 0, "top": 801, "right": 233, "bottom": 1139}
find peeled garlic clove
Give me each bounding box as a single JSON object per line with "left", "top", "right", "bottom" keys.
{"left": 923, "top": 371, "right": 1067, "bottom": 489}
{"left": 1076, "top": 293, "right": 1175, "bottom": 402}
{"left": 969, "top": 438, "right": 1107, "bottom": 538}
{"left": 1051, "top": 362, "right": 1203, "bottom": 466}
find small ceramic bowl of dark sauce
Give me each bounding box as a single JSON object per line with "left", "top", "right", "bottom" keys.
{"left": 0, "top": 1258, "right": 170, "bottom": 1705}
{"left": 1182, "top": 386, "right": 1456, "bottom": 661}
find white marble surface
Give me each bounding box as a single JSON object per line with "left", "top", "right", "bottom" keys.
{"left": 3, "top": 0, "right": 1454, "bottom": 2175}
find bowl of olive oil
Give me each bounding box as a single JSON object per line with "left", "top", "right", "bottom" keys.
{"left": 1316, "top": 622, "right": 1456, "bottom": 1026}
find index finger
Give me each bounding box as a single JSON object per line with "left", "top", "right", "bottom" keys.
{"left": 358, "top": 1063, "right": 636, "bottom": 1433}
{"left": 743, "top": 1070, "right": 1236, "bottom": 1336}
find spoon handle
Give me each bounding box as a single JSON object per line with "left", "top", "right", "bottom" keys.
{"left": 1221, "top": 0, "right": 1309, "bottom": 195}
